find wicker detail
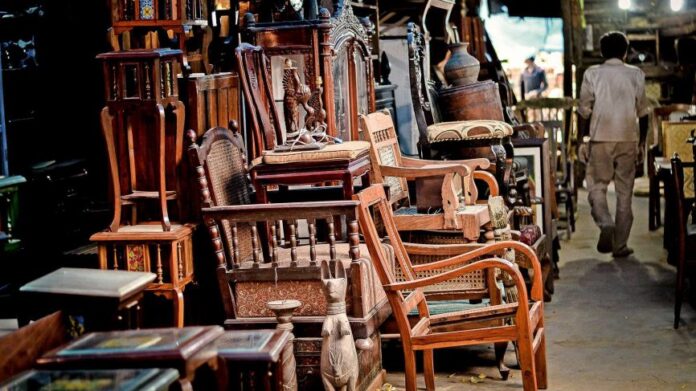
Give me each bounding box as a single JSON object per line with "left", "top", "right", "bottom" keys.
{"left": 207, "top": 139, "right": 255, "bottom": 263}
{"left": 378, "top": 144, "right": 403, "bottom": 199}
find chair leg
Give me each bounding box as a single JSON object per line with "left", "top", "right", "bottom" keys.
{"left": 403, "top": 347, "right": 418, "bottom": 391}
{"left": 649, "top": 178, "right": 657, "bottom": 231}
{"left": 516, "top": 325, "right": 538, "bottom": 391}
{"left": 534, "top": 329, "right": 548, "bottom": 389}
{"left": 494, "top": 342, "right": 510, "bottom": 380}
{"left": 675, "top": 259, "right": 685, "bottom": 329}
{"left": 423, "top": 349, "right": 436, "bottom": 391}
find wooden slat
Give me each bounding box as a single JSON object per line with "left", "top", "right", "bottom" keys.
{"left": 430, "top": 302, "right": 518, "bottom": 325}
{"left": 411, "top": 325, "right": 518, "bottom": 350}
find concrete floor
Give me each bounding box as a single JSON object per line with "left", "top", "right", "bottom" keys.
{"left": 384, "top": 188, "right": 696, "bottom": 390}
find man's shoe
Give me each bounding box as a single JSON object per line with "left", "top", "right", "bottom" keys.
{"left": 597, "top": 226, "right": 614, "bottom": 253}
{"left": 612, "top": 247, "right": 634, "bottom": 258}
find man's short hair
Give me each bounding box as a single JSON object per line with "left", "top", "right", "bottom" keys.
{"left": 600, "top": 31, "right": 629, "bottom": 59}
{"left": 526, "top": 55, "right": 535, "bottom": 63}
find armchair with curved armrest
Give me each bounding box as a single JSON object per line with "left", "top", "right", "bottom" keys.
{"left": 354, "top": 184, "right": 547, "bottom": 391}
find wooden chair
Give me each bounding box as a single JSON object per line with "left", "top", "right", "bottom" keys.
{"left": 648, "top": 104, "right": 696, "bottom": 230}
{"left": 514, "top": 98, "right": 577, "bottom": 239}
{"left": 354, "top": 184, "right": 547, "bottom": 391}
{"left": 359, "top": 110, "right": 497, "bottom": 242}
{"left": 236, "top": 43, "right": 372, "bottom": 204}
{"left": 188, "top": 126, "right": 389, "bottom": 389}
{"left": 669, "top": 154, "right": 696, "bottom": 329}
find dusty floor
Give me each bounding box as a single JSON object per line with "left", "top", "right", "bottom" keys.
{"left": 384, "top": 188, "right": 696, "bottom": 390}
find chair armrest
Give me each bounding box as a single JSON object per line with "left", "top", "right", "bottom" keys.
{"left": 383, "top": 257, "right": 529, "bottom": 301}
{"left": 379, "top": 164, "right": 471, "bottom": 179}
{"left": 473, "top": 171, "right": 500, "bottom": 196}
{"left": 408, "top": 240, "right": 543, "bottom": 302}
{"left": 401, "top": 156, "right": 491, "bottom": 171}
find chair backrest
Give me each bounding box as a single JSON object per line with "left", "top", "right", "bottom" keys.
{"left": 187, "top": 125, "right": 255, "bottom": 266}
{"left": 407, "top": 22, "right": 438, "bottom": 145}
{"left": 186, "top": 73, "right": 241, "bottom": 137}
{"left": 236, "top": 43, "right": 285, "bottom": 159}
{"left": 653, "top": 104, "right": 696, "bottom": 151}
{"left": 359, "top": 111, "right": 409, "bottom": 205}
{"left": 354, "top": 185, "right": 430, "bottom": 324}
{"left": 670, "top": 155, "right": 696, "bottom": 257}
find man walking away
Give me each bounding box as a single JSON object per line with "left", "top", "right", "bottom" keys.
{"left": 578, "top": 31, "right": 650, "bottom": 258}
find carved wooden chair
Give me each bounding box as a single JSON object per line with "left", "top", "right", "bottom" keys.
{"left": 187, "top": 126, "right": 388, "bottom": 338}
{"left": 355, "top": 185, "right": 547, "bottom": 391}
{"left": 236, "top": 43, "right": 372, "bottom": 204}
{"left": 669, "top": 154, "right": 696, "bottom": 329}
{"left": 407, "top": 22, "right": 516, "bottom": 202}
{"left": 648, "top": 104, "right": 696, "bottom": 230}
{"left": 359, "top": 110, "right": 498, "bottom": 242}
{"left": 514, "top": 98, "right": 578, "bottom": 239}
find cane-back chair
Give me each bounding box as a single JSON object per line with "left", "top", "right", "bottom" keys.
{"left": 648, "top": 104, "right": 696, "bottom": 230}
{"left": 355, "top": 185, "right": 547, "bottom": 391}
{"left": 669, "top": 154, "right": 696, "bottom": 329}
{"left": 187, "top": 126, "right": 388, "bottom": 337}
{"left": 359, "top": 110, "right": 497, "bottom": 242}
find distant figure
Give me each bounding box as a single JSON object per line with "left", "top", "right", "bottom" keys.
{"left": 520, "top": 56, "right": 548, "bottom": 100}
{"left": 577, "top": 31, "right": 650, "bottom": 258}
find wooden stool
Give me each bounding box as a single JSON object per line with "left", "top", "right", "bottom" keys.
{"left": 90, "top": 223, "right": 196, "bottom": 327}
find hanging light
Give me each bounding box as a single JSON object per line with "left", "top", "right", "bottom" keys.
{"left": 671, "top": 0, "right": 684, "bottom": 11}
{"left": 618, "top": 0, "right": 631, "bottom": 10}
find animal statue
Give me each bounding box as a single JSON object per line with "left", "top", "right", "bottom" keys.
{"left": 320, "top": 260, "right": 358, "bottom": 391}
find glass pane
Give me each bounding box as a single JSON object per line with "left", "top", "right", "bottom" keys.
{"left": 333, "top": 45, "right": 350, "bottom": 141}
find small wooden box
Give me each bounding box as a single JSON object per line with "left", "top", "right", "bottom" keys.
{"left": 90, "top": 223, "right": 196, "bottom": 327}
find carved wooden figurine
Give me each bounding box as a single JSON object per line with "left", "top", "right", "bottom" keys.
{"left": 320, "top": 261, "right": 358, "bottom": 391}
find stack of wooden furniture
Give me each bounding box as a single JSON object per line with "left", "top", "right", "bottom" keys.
{"left": 108, "top": 0, "right": 213, "bottom": 73}
{"left": 91, "top": 49, "right": 195, "bottom": 328}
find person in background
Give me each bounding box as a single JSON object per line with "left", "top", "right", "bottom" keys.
{"left": 577, "top": 31, "right": 650, "bottom": 258}
{"left": 520, "top": 55, "right": 548, "bottom": 100}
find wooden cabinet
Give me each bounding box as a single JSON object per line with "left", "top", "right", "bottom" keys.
{"left": 243, "top": 5, "right": 375, "bottom": 142}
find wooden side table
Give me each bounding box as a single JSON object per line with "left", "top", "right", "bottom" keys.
{"left": 90, "top": 223, "right": 196, "bottom": 327}
{"left": 19, "top": 268, "right": 155, "bottom": 331}
{"left": 37, "top": 326, "right": 223, "bottom": 391}
{"left": 0, "top": 368, "right": 180, "bottom": 391}
{"left": 251, "top": 153, "right": 372, "bottom": 204}
{"left": 215, "top": 329, "right": 291, "bottom": 391}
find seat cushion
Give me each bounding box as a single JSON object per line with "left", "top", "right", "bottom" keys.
{"left": 427, "top": 120, "right": 513, "bottom": 143}
{"left": 260, "top": 141, "right": 370, "bottom": 164}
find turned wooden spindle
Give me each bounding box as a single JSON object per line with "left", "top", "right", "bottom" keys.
{"left": 232, "top": 223, "right": 240, "bottom": 267}
{"left": 309, "top": 220, "right": 317, "bottom": 266}
{"left": 270, "top": 224, "right": 279, "bottom": 267}
{"left": 177, "top": 242, "right": 184, "bottom": 280}
{"left": 113, "top": 246, "right": 119, "bottom": 270}
{"left": 328, "top": 220, "right": 337, "bottom": 261}
{"left": 289, "top": 220, "right": 298, "bottom": 267}
{"left": 348, "top": 219, "right": 360, "bottom": 261}
{"left": 156, "top": 244, "right": 164, "bottom": 284}
{"left": 251, "top": 226, "right": 261, "bottom": 267}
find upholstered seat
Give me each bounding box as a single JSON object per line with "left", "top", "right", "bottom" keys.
{"left": 426, "top": 120, "right": 514, "bottom": 143}
{"left": 258, "top": 141, "right": 371, "bottom": 165}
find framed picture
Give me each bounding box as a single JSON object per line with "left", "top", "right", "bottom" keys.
{"left": 513, "top": 138, "right": 552, "bottom": 240}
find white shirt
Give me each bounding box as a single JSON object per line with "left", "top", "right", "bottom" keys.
{"left": 578, "top": 58, "right": 650, "bottom": 142}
